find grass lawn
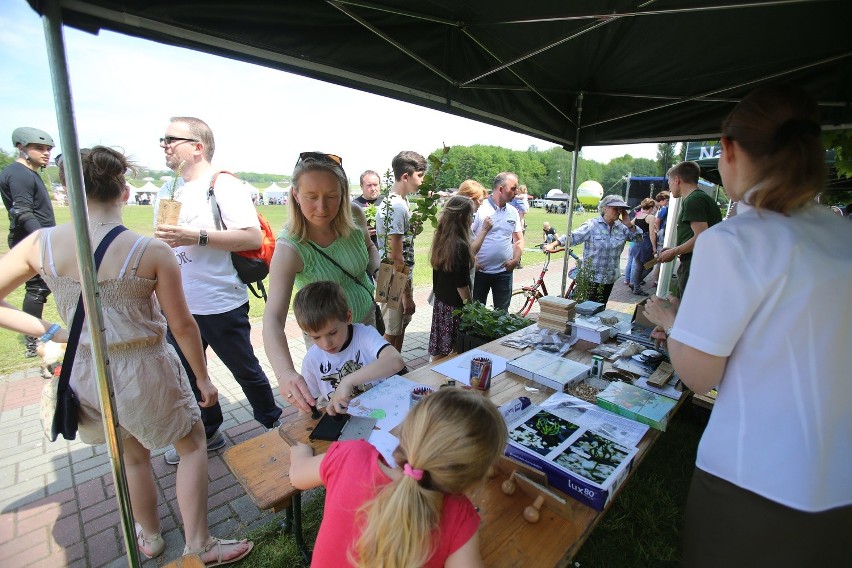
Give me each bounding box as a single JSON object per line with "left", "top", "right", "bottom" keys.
{"left": 0, "top": 202, "right": 591, "bottom": 374}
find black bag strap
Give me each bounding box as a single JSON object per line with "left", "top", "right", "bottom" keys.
{"left": 307, "top": 242, "right": 374, "bottom": 299}
{"left": 56, "top": 225, "right": 128, "bottom": 396}
{"left": 208, "top": 171, "right": 238, "bottom": 231}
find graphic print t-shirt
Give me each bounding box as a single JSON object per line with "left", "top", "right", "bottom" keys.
{"left": 301, "top": 323, "right": 391, "bottom": 399}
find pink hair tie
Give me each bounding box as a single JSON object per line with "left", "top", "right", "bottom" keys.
{"left": 403, "top": 463, "right": 424, "bottom": 481}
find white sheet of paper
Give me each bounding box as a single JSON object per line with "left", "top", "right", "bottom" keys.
{"left": 368, "top": 429, "right": 400, "bottom": 468}
{"left": 430, "top": 349, "right": 509, "bottom": 386}
{"left": 348, "top": 375, "right": 422, "bottom": 433}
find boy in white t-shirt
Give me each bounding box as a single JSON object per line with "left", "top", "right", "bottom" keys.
{"left": 294, "top": 281, "right": 406, "bottom": 415}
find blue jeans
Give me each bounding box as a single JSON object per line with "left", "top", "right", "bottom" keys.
{"left": 167, "top": 302, "right": 282, "bottom": 437}
{"left": 624, "top": 242, "right": 635, "bottom": 282}
{"left": 473, "top": 270, "right": 513, "bottom": 311}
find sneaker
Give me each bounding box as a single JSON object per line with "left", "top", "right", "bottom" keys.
{"left": 163, "top": 431, "right": 227, "bottom": 465}
{"left": 267, "top": 420, "right": 282, "bottom": 432}
{"left": 25, "top": 337, "right": 38, "bottom": 358}
{"left": 633, "top": 288, "right": 650, "bottom": 296}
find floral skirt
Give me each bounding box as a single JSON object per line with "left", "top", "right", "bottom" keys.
{"left": 429, "top": 298, "right": 461, "bottom": 356}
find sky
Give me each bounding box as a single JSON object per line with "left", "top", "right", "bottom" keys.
{"left": 1, "top": 0, "right": 657, "bottom": 181}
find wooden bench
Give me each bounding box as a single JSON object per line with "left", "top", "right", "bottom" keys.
{"left": 164, "top": 554, "right": 203, "bottom": 568}
{"left": 222, "top": 428, "right": 313, "bottom": 564}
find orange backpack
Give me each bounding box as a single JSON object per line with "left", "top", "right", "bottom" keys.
{"left": 209, "top": 172, "right": 276, "bottom": 301}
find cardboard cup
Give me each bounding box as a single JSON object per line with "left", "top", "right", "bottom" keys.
{"left": 157, "top": 199, "right": 182, "bottom": 225}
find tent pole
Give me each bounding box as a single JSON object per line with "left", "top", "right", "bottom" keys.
{"left": 41, "top": 2, "right": 141, "bottom": 566}
{"left": 654, "top": 196, "right": 679, "bottom": 298}
{"left": 560, "top": 92, "right": 583, "bottom": 296}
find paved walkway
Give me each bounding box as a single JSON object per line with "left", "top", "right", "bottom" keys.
{"left": 0, "top": 253, "right": 652, "bottom": 567}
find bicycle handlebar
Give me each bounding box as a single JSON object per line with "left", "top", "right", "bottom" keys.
{"left": 544, "top": 247, "right": 581, "bottom": 261}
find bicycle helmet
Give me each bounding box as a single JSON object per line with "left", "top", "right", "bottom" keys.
{"left": 12, "top": 127, "right": 55, "bottom": 148}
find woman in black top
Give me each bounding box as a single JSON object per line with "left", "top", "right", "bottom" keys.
{"left": 428, "top": 195, "right": 475, "bottom": 361}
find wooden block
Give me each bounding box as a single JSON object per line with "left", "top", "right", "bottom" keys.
{"left": 513, "top": 472, "right": 573, "bottom": 522}
{"left": 647, "top": 361, "right": 675, "bottom": 387}
{"left": 496, "top": 456, "right": 548, "bottom": 486}
{"left": 538, "top": 295, "right": 576, "bottom": 311}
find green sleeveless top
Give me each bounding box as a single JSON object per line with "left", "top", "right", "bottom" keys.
{"left": 280, "top": 228, "right": 373, "bottom": 322}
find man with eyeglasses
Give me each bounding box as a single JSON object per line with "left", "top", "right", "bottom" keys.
{"left": 153, "top": 116, "right": 282, "bottom": 464}
{"left": 0, "top": 127, "right": 56, "bottom": 357}
{"left": 471, "top": 172, "right": 524, "bottom": 311}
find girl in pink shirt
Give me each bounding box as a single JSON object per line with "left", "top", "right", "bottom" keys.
{"left": 290, "top": 388, "right": 507, "bottom": 568}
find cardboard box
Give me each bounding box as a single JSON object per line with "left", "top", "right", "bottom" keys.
{"left": 500, "top": 401, "right": 638, "bottom": 511}
{"left": 596, "top": 380, "right": 678, "bottom": 431}
{"left": 571, "top": 316, "right": 615, "bottom": 344}
{"left": 507, "top": 351, "right": 591, "bottom": 391}
{"left": 632, "top": 298, "right": 656, "bottom": 329}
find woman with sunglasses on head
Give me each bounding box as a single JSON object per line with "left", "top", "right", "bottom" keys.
{"left": 0, "top": 147, "right": 252, "bottom": 565}
{"left": 644, "top": 86, "right": 852, "bottom": 567}
{"left": 263, "top": 152, "right": 380, "bottom": 414}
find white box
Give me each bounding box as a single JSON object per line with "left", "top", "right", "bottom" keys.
{"left": 507, "top": 350, "right": 591, "bottom": 391}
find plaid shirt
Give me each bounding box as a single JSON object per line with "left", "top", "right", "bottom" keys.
{"left": 558, "top": 216, "right": 642, "bottom": 284}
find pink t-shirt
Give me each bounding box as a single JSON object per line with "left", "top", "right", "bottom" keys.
{"left": 313, "top": 440, "right": 480, "bottom": 567}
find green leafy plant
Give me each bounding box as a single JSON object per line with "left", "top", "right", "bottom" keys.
{"left": 570, "top": 256, "right": 598, "bottom": 303}
{"left": 453, "top": 300, "right": 533, "bottom": 340}
{"left": 364, "top": 203, "right": 377, "bottom": 228}
{"left": 167, "top": 160, "right": 185, "bottom": 200}
{"left": 410, "top": 145, "right": 453, "bottom": 236}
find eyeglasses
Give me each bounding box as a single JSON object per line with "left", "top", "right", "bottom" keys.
{"left": 160, "top": 136, "right": 198, "bottom": 146}
{"left": 296, "top": 152, "right": 343, "bottom": 167}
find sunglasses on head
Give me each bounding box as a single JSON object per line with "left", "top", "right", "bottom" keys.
{"left": 296, "top": 152, "right": 343, "bottom": 167}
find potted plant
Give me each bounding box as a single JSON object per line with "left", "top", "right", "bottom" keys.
{"left": 453, "top": 301, "right": 534, "bottom": 353}
{"left": 156, "top": 160, "right": 184, "bottom": 225}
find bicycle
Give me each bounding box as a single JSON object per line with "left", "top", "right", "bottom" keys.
{"left": 509, "top": 247, "right": 582, "bottom": 317}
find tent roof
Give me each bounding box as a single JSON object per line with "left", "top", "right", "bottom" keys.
{"left": 29, "top": 1, "right": 851, "bottom": 151}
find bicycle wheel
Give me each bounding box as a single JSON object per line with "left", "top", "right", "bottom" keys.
{"left": 510, "top": 288, "right": 539, "bottom": 317}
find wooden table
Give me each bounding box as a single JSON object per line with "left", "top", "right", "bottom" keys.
{"left": 224, "top": 330, "right": 679, "bottom": 567}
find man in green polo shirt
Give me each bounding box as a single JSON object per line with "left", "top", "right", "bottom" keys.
{"left": 658, "top": 161, "right": 722, "bottom": 297}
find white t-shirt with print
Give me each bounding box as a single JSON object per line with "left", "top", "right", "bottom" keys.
{"left": 472, "top": 197, "right": 522, "bottom": 273}
{"left": 156, "top": 171, "right": 260, "bottom": 315}
{"left": 301, "top": 324, "right": 392, "bottom": 399}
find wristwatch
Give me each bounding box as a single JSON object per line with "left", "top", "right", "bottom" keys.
{"left": 664, "top": 325, "right": 674, "bottom": 338}
{"left": 198, "top": 229, "right": 208, "bottom": 246}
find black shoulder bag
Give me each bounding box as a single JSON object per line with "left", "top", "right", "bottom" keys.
{"left": 50, "top": 225, "right": 128, "bottom": 441}
{"left": 307, "top": 242, "right": 385, "bottom": 336}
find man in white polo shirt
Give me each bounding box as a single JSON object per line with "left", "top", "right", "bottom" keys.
{"left": 471, "top": 172, "right": 524, "bottom": 310}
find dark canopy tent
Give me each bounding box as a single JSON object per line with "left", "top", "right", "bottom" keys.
{"left": 28, "top": 0, "right": 852, "bottom": 151}
{"left": 25, "top": 3, "right": 851, "bottom": 563}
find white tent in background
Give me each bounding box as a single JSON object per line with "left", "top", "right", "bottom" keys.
{"left": 264, "top": 182, "right": 288, "bottom": 204}
{"left": 134, "top": 180, "right": 160, "bottom": 204}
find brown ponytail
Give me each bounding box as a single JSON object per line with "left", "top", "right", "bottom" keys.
{"left": 721, "top": 86, "right": 825, "bottom": 215}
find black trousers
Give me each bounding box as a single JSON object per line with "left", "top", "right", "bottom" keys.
{"left": 167, "top": 302, "right": 282, "bottom": 438}
{"left": 682, "top": 467, "right": 852, "bottom": 568}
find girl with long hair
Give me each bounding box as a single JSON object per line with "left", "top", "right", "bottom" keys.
{"left": 0, "top": 147, "right": 252, "bottom": 565}
{"left": 644, "top": 85, "right": 852, "bottom": 567}
{"left": 290, "top": 387, "right": 508, "bottom": 568}
{"left": 428, "top": 195, "right": 475, "bottom": 360}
